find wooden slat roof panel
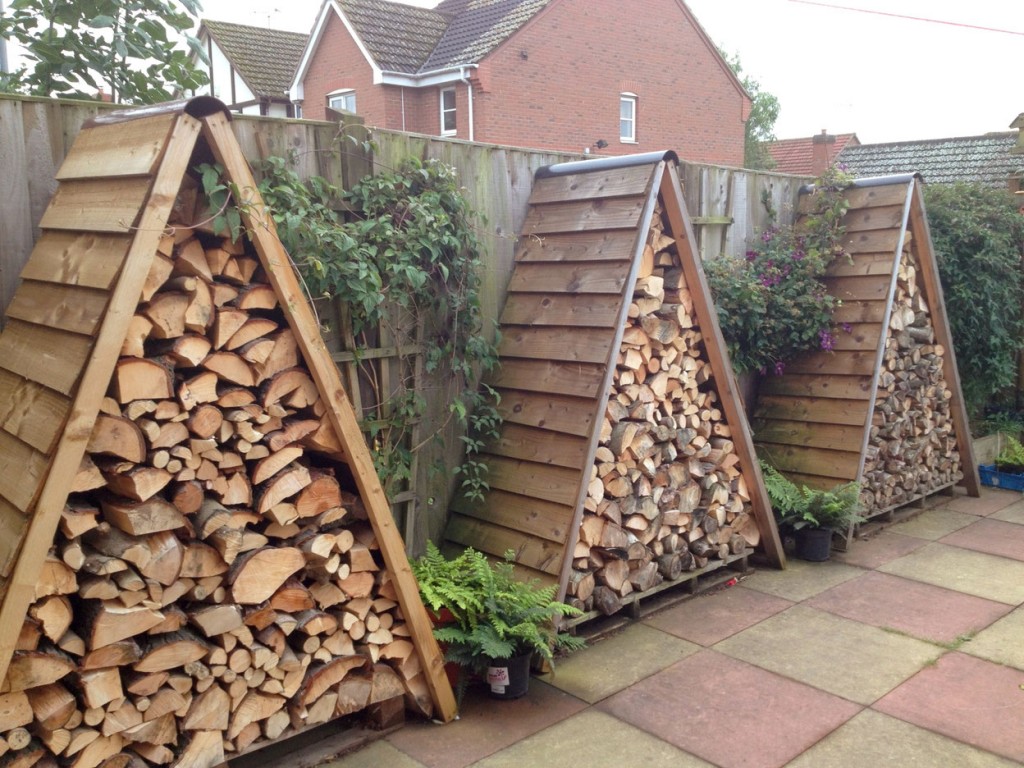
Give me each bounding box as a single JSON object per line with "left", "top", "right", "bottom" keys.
{"left": 5, "top": 281, "right": 109, "bottom": 337}
{"left": 494, "top": 389, "right": 596, "bottom": 437}
{"left": 0, "top": 370, "right": 70, "bottom": 455}
{"left": 487, "top": 359, "right": 606, "bottom": 398}
{"left": 0, "top": 431, "right": 49, "bottom": 514}
{"left": 482, "top": 455, "right": 580, "bottom": 507}
{"left": 0, "top": 320, "right": 93, "bottom": 395}
{"left": 758, "top": 372, "right": 875, "bottom": 400}
{"left": 514, "top": 230, "right": 639, "bottom": 263}
{"left": 19, "top": 232, "right": 131, "bottom": 290}
{"left": 39, "top": 177, "right": 153, "bottom": 233}
{"left": 528, "top": 165, "right": 654, "bottom": 204}
{"left": 451, "top": 488, "right": 574, "bottom": 545}
{"left": 497, "top": 326, "right": 616, "bottom": 365}
{"left": 445, "top": 513, "right": 564, "bottom": 575}
{"left": 521, "top": 196, "right": 646, "bottom": 235}
{"left": 754, "top": 395, "right": 871, "bottom": 427}
{"left": 55, "top": 113, "right": 176, "bottom": 180}
{"left": 506, "top": 262, "right": 631, "bottom": 294}
{"left": 500, "top": 293, "right": 621, "bottom": 328}
{"left": 484, "top": 423, "right": 589, "bottom": 470}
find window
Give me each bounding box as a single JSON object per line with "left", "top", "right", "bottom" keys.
{"left": 440, "top": 87, "right": 457, "bottom": 135}
{"left": 620, "top": 93, "right": 637, "bottom": 143}
{"left": 328, "top": 89, "right": 356, "bottom": 113}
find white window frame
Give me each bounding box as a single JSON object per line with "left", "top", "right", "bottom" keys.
{"left": 440, "top": 87, "right": 457, "bottom": 135}
{"left": 327, "top": 88, "right": 356, "bottom": 113}
{"left": 620, "top": 93, "right": 637, "bottom": 144}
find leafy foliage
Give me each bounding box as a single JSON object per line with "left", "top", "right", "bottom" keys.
{"left": 995, "top": 435, "right": 1024, "bottom": 474}
{"left": 412, "top": 543, "right": 584, "bottom": 675}
{"left": 721, "top": 50, "right": 780, "bottom": 170}
{"left": 247, "top": 153, "right": 501, "bottom": 502}
{"left": 705, "top": 165, "right": 852, "bottom": 373}
{"left": 0, "top": 0, "right": 208, "bottom": 104}
{"left": 924, "top": 183, "right": 1024, "bottom": 420}
{"left": 760, "top": 460, "right": 864, "bottom": 531}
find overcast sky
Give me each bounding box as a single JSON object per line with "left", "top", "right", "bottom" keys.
{"left": 19, "top": 0, "right": 1024, "bottom": 144}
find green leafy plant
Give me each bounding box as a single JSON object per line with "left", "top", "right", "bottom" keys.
{"left": 412, "top": 543, "right": 585, "bottom": 686}
{"left": 924, "top": 183, "right": 1024, "bottom": 421}
{"left": 0, "top": 0, "right": 208, "bottom": 103}
{"left": 706, "top": 165, "right": 853, "bottom": 374}
{"left": 995, "top": 435, "right": 1024, "bottom": 474}
{"left": 760, "top": 460, "right": 864, "bottom": 531}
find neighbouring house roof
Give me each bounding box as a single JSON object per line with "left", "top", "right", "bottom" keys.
{"left": 334, "top": 0, "right": 551, "bottom": 75}
{"left": 201, "top": 20, "right": 309, "bottom": 99}
{"left": 768, "top": 133, "right": 859, "bottom": 175}
{"left": 836, "top": 132, "right": 1021, "bottom": 187}
{"left": 336, "top": 0, "right": 450, "bottom": 73}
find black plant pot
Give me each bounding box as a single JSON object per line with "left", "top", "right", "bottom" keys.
{"left": 794, "top": 527, "right": 833, "bottom": 561}
{"left": 485, "top": 652, "right": 532, "bottom": 699}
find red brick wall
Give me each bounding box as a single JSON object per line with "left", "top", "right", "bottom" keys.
{"left": 299, "top": 0, "right": 748, "bottom": 164}
{"left": 473, "top": 0, "right": 748, "bottom": 164}
{"left": 300, "top": 12, "right": 384, "bottom": 123}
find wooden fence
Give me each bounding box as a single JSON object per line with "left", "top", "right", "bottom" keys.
{"left": 0, "top": 93, "right": 806, "bottom": 553}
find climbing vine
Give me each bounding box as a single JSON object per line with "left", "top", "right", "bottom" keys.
{"left": 200, "top": 153, "right": 501, "bottom": 502}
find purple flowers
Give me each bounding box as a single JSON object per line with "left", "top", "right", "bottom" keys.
{"left": 819, "top": 329, "right": 835, "bottom": 351}
{"left": 773, "top": 361, "right": 786, "bottom": 376}
{"left": 841, "top": 322, "right": 853, "bottom": 334}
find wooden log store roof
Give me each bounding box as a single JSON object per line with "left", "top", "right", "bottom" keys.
{"left": 0, "top": 96, "right": 455, "bottom": 766}
{"left": 752, "top": 174, "right": 981, "bottom": 521}
{"left": 445, "top": 151, "right": 785, "bottom": 606}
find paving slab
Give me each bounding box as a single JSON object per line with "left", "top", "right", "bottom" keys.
{"left": 642, "top": 584, "right": 792, "bottom": 646}
{"left": 713, "top": 604, "right": 940, "bottom": 704}
{"left": 385, "top": 679, "right": 586, "bottom": 768}
{"left": 942, "top": 488, "right": 1021, "bottom": 516}
{"left": 740, "top": 558, "right": 862, "bottom": 602}
{"left": 875, "top": 652, "right": 1024, "bottom": 762}
{"left": 805, "top": 570, "right": 1012, "bottom": 646}
{"left": 469, "top": 709, "right": 713, "bottom": 768}
{"left": 961, "top": 606, "right": 1024, "bottom": 671}
{"left": 990, "top": 498, "right": 1024, "bottom": 524}
{"left": 940, "top": 517, "right": 1024, "bottom": 562}
{"left": 320, "top": 740, "right": 427, "bottom": 768}
{"left": 598, "top": 649, "right": 860, "bottom": 768}
{"left": 833, "top": 530, "right": 927, "bottom": 569}
{"left": 786, "top": 708, "right": 1019, "bottom": 768}
{"left": 889, "top": 507, "right": 978, "bottom": 540}
{"left": 538, "top": 623, "right": 699, "bottom": 704}
{"left": 878, "top": 542, "right": 1024, "bottom": 604}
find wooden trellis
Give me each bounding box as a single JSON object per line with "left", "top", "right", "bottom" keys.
{"left": 752, "top": 174, "right": 980, "bottom": 538}
{"left": 0, "top": 96, "right": 454, "bottom": 767}
{"left": 445, "top": 151, "right": 785, "bottom": 613}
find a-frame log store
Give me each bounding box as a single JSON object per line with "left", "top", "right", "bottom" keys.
{"left": 0, "top": 96, "right": 455, "bottom": 768}
{"left": 446, "top": 151, "right": 785, "bottom": 618}
{"left": 752, "top": 174, "right": 981, "bottom": 543}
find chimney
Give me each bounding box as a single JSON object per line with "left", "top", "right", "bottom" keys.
{"left": 811, "top": 129, "right": 836, "bottom": 176}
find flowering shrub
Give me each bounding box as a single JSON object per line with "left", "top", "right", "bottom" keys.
{"left": 706, "top": 166, "right": 853, "bottom": 374}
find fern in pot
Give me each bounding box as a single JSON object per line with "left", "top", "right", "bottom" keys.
{"left": 760, "top": 460, "right": 864, "bottom": 561}
{"left": 412, "top": 543, "right": 585, "bottom": 701}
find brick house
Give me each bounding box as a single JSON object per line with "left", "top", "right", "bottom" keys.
{"left": 194, "top": 20, "right": 308, "bottom": 117}
{"left": 289, "top": 0, "right": 752, "bottom": 164}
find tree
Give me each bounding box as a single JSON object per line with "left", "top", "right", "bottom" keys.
{"left": 721, "top": 50, "right": 780, "bottom": 170}
{"left": 924, "top": 182, "right": 1024, "bottom": 419}
{"left": 0, "top": 0, "right": 208, "bottom": 104}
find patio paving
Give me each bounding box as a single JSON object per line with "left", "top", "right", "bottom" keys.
{"left": 315, "top": 487, "right": 1024, "bottom": 768}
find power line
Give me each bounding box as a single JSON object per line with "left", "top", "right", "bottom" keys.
{"left": 789, "top": 0, "right": 1024, "bottom": 37}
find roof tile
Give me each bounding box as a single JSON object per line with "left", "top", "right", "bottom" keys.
{"left": 202, "top": 20, "right": 308, "bottom": 99}
{"left": 337, "top": 0, "right": 450, "bottom": 74}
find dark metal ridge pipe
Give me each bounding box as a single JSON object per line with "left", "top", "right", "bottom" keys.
{"left": 536, "top": 150, "right": 680, "bottom": 179}
{"left": 84, "top": 96, "right": 232, "bottom": 127}
{"left": 799, "top": 172, "right": 923, "bottom": 195}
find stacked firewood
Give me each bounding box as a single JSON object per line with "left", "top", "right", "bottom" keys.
{"left": 0, "top": 185, "right": 429, "bottom": 767}
{"left": 567, "top": 208, "right": 758, "bottom": 617}
{"left": 861, "top": 247, "right": 962, "bottom": 511}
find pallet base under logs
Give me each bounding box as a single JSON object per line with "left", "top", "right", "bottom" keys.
{"left": 835, "top": 480, "right": 962, "bottom": 551}
{"left": 564, "top": 551, "right": 750, "bottom": 634}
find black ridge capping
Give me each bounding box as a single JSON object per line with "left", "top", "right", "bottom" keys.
{"left": 83, "top": 95, "right": 233, "bottom": 127}
{"left": 535, "top": 150, "right": 681, "bottom": 179}
{"left": 799, "top": 172, "right": 923, "bottom": 195}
